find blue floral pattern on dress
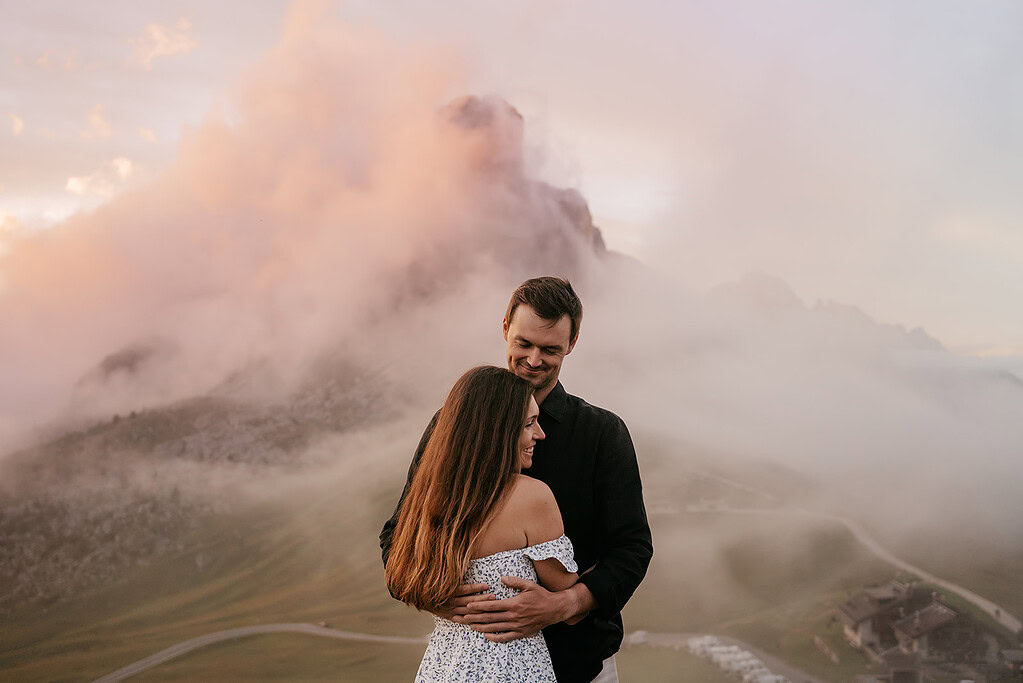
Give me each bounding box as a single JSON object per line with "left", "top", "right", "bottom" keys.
{"left": 414, "top": 535, "right": 577, "bottom": 682}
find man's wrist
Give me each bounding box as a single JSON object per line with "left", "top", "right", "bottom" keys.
{"left": 558, "top": 582, "right": 595, "bottom": 623}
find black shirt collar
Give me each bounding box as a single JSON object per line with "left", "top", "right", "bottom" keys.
{"left": 539, "top": 380, "right": 569, "bottom": 423}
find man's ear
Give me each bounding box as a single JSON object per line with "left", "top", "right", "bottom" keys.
{"left": 566, "top": 334, "right": 579, "bottom": 355}
{"left": 502, "top": 317, "right": 509, "bottom": 341}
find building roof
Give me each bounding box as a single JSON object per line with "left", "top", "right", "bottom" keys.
{"left": 840, "top": 592, "right": 881, "bottom": 624}
{"left": 893, "top": 602, "right": 957, "bottom": 639}
{"left": 864, "top": 583, "right": 907, "bottom": 601}
{"left": 838, "top": 581, "right": 909, "bottom": 624}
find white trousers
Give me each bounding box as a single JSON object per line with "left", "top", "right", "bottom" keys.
{"left": 591, "top": 655, "right": 619, "bottom": 683}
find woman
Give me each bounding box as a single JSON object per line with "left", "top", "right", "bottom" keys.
{"left": 386, "top": 365, "right": 577, "bottom": 682}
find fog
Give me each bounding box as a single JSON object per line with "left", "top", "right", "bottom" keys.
{"left": 2, "top": 0, "right": 1022, "bottom": 610}
{"left": 0, "top": 3, "right": 601, "bottom": 450}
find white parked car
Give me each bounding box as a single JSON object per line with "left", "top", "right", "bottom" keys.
{"left": 742, "top": 668, "right": 772, "bottom": 683}
{"left": 727, "top": 658, "right": 765, "bottom": 674}
{"left": 709, "top": 646, "right": 744, "bottom": 664}
{"left": 686, "top": 635, "right": 720, "bottom": 655}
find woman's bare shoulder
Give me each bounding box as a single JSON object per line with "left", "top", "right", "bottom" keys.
{"left": 509, "top": 474, "right": 556, "bottom": 505}
{"left": 510, "top": 475, "right": 563, "bottom": 545}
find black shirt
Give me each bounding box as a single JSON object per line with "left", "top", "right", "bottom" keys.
{"left": 379, "top": 381, "right": 653, "bottom": 683}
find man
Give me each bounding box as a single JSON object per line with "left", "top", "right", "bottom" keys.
{"left": 380, "top": 277, "right": 652, "bottom": 683}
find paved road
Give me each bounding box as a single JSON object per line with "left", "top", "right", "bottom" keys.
{"left": 91, "top": 623, "right": 428, "bottom": 682}
{"left": 687, "top": 505, "right": 1023, "bottom": 637}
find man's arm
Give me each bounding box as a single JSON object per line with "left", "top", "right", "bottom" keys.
{"left": 456, "top": 578, "right": 592, "bottom": 642}
{"left": 575, "top": 414, "right": 653, "bottom": 619}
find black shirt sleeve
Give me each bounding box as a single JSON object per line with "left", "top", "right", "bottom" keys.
{"left": 576, "top": 414, "right": 653, "bottom": 619}
{"left": 379, "top": 411, "right": 439, "bottom": 568}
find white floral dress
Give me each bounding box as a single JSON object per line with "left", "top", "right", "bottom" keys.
{"left": 415, "top": 535, "right": 578, "bottom": 683}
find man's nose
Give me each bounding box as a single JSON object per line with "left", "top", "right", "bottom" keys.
{"left": 526, "top": 348, "right": 542, "bottom": 367}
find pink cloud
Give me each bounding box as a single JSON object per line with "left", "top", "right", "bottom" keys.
{"left": 0, "top": 2, "right": 594, "bottom": 444}
{"left": 132, "top": 17, "right": 196, "bottom": 71}
{"left": 65, "top": 157, "right": 134, "bottom": 197}
{"left": 81, "top": 104, "right": 112, "bottom": 139}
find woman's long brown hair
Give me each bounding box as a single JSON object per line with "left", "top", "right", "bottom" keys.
{"left": 385, "top": 365, "right": 534, "bottom": 612}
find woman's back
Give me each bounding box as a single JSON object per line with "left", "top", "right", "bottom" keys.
{"left": 416, "top": 478, "right": 577, "bottom": 683}
{"left": 472, "top": 474, "right": 578, "bottom": 594}
{"left": 472, "top": 475, "right": 544, "bottom": 558}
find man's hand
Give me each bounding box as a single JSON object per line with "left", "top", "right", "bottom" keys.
{"left": 430, "top": 583, "right": 494, "bottom": 621}
{"left": 453, "top": 576, "right": 576, "bottom": 643}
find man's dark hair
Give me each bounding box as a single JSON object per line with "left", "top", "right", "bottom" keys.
{"left": 505, "top": 277, "right": 583, "bottom": 342}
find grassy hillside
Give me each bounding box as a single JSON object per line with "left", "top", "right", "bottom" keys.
{"left": 2, "top": 439, "right": 1017, "bottom": 681}
{"left": 0, "top": 473, "right": 428, "bottom": 681}
{"left": 3, "top": 473, "right": 895, "bottom": 682}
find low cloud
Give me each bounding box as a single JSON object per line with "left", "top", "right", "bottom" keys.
{"left": 0, "top": 212, "right": 19, "bottom": 253}
{"left": 132, "top": 18, "right": 196, "bottom": 71}
{"left": 82, "top": 104, "right": 112, "bottom": 139}
{"left": 934, "top": 213, "right": 1023, "bottom": 268}
{"left": 138, "top": 127, "right": 157, "bottom": 143}
{"left": 63, "top": 49, "right": 79, "bottom": 72}
{"left": 1, "top": 1, "right": 599, "bottom": 450}
{"left": 10, "top": 114, "right": 24, "bottom": 136}
{"left": 2, "top": 1, "right": 1020, "bottom": 600}
{"left": 65, "top": 157, "right": 133, "bottom": 197}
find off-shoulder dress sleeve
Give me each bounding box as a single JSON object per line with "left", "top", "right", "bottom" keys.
{"left": 523, "top": 534, "right": 578, "bottom": 573}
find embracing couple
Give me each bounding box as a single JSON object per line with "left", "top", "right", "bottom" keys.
{"left": 380, "top": 277, "right": 653, "bottom": 682}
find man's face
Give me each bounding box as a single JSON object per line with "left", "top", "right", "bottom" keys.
{"left": 503, "top": 305, "right": 577, "bottom": 393}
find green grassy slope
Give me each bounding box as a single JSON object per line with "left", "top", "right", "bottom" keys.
{"left": 0, "top": 474, "right": 431, "bottom": 681}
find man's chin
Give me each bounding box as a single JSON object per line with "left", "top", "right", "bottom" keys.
{"left": 526, "top": 374, "right": 554, "bottom": 391}
{"left": 511, "top": 364, "right": 555, "bottom": 390}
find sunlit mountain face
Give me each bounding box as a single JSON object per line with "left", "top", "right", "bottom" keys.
{"left": 2, "top": 5, "right": 1022, "bottom": 681}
